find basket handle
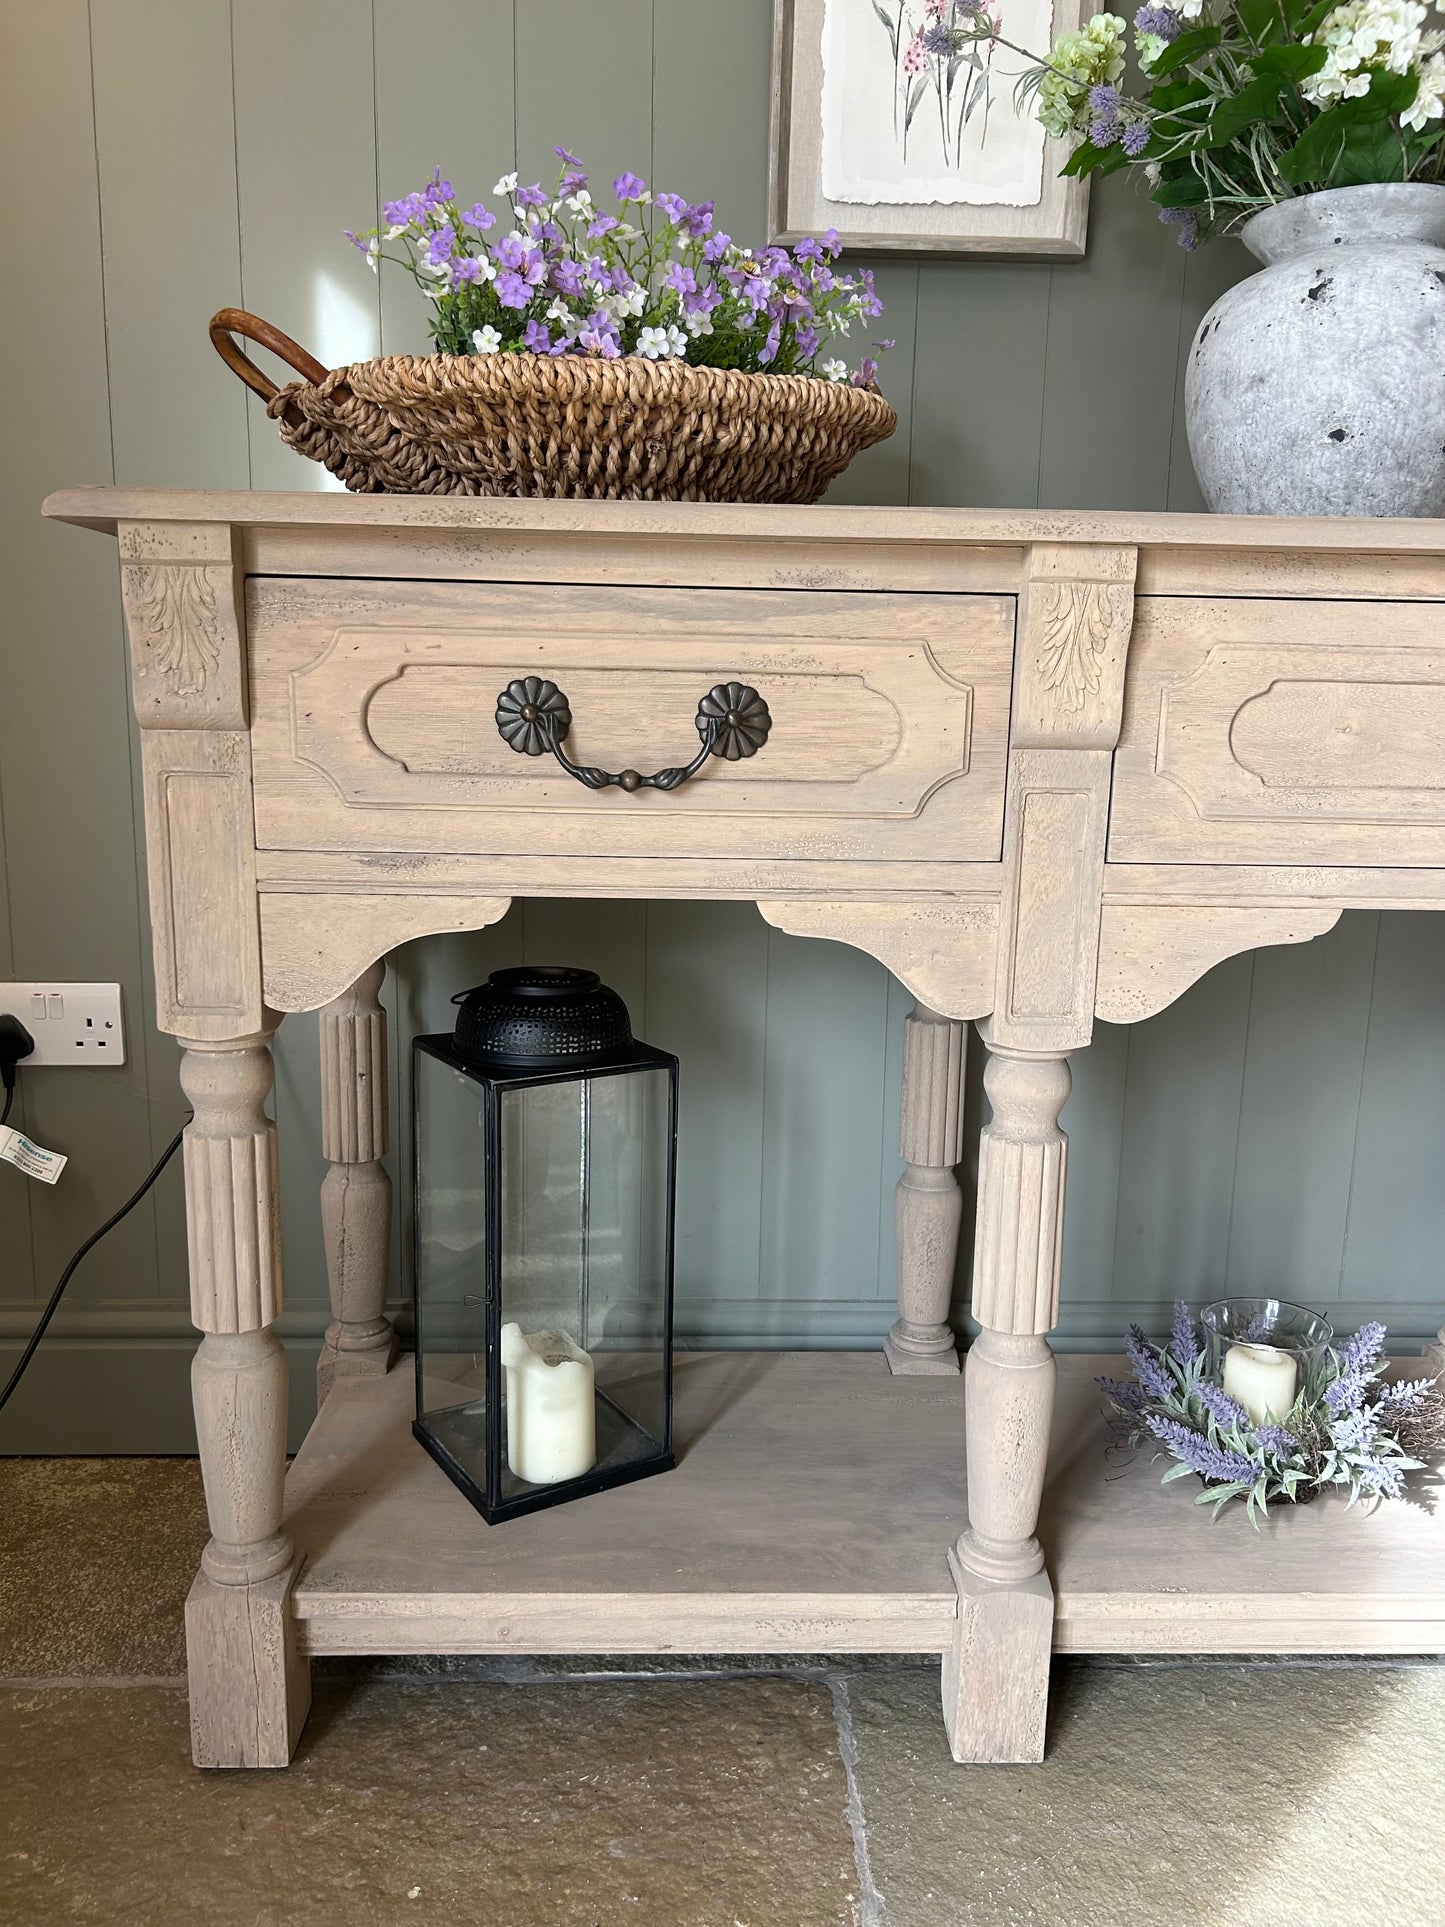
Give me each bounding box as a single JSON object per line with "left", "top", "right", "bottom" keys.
{"left": 209, "top": 307, "right": 330, "bottom": 403}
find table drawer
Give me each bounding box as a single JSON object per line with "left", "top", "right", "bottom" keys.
{"left": 248, "top": 578, "right": 1015, "bottom": 863}
{"left": 1110, "top": 597, "right": 1445, "bottom": 866}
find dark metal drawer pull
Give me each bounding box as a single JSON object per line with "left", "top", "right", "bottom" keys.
{"left": 495, "top": 677, "right": 772, "bottom": 794}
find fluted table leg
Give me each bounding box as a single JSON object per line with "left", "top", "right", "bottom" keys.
{"left": 942, "top": 1027, "right": 1069, "bottom": 1764}
{"left": 887, "top": 1002, "right": 965, "bottom": 1376}
{"left": 317, "top": 962, "right": 398, "bottom": 1404}
{"left": 181, "top": 1023, "right": 311, "bottom": 1768}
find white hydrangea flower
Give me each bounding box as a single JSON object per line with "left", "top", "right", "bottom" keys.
{"left": 472, "top": 325, "right": 503, "bottom": 353}
{"left": 821, "top": 357, "right": 849, "bottom": 380}
{"left": 1404, "top": 45, "right": 1445, "bottom": 122}
{"left": 493, "top": 172, "right": 519, "bottom": 196}
{"left": 1304, "top": 0, "right": 1434, "bottom": 105}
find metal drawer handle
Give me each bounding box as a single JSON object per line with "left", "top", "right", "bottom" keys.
{"left": 495, "top": 677, "right": 772, "bottom": 794}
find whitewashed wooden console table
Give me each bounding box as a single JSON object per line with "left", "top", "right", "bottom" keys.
{"left": 45, "top": 489, "right": 1445, "bottom": 1769}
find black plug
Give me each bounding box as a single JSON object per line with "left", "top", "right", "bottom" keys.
{"left": 0, "top": 1014, "right": 35, "bottom": 1126}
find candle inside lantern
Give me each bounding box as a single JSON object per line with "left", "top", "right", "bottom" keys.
{"left": 1222, "top": 1341, "right": 1298, "bottom": 1426}
{"left": 500, "top": 1322, "right": 596, "bottom": 1485}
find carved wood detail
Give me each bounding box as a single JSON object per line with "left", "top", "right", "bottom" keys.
{"left": 1095, "top": 901, "right": 1343, "bottom": 1023}
{"left": 1033, "top": 580, "right": 1134, "bottom": 717}
{"left": 757, "top": 897, "right": 997, "bottom": 1021}
{"left": 259, "top": 892, "right": 513, "bottom": 1012}
{"left": 887, "top": 1006, "right": 967, "bottom": 1377}
{"left": 179, "top": 1035, "right": 283, "bottom": 1335}
{"left": 118, "top": 523, "right": 245, "bottom": 729}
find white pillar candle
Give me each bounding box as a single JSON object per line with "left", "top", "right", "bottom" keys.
{"left": 500, "top": 1322, "right": 596, "bottom": 1485}
{"left": 1222, "top": 1341, "right": 1298, "bottom": 1426}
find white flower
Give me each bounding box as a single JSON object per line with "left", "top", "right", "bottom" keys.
{"left": 1404, "top": 46, "right": 1445, "bottom": 122}
{"left": 1304, "top": 0, "right": 1435, "bottom": 105}
{"left": 638, "top": 324, "right": 684, "bottom": 359}
{"left": 472, "top": 325, "right": 503, "bottom": 353}
{"left": 385, "top": 224, "right": 406, "bottom": 240}
{"left": 821, "top": 357, "right": 849, "bottom": 380}
{"left": 545, "top": 299, "right": 576, "bottom": 327}
{"left": 683, "top": 309, "right": 714, "bottom": 338}
{"left": 565, "top": 190, "right": 593, "bottom": 212}
{"left": 493, "top": 172, "right": 519, "bottom": 196}
{"left": 610, "top": 283, "right": 647, "bottom": 318}
{"left": 365, "top": 237, "right": 381, "bottom": 273}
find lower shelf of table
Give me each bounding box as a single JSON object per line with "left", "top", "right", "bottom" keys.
{"left": 284, "top": 1350, "right": 1445, "bottom": 1659}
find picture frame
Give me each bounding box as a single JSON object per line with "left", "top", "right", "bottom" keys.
{"left": 769, "top": 0, "right": 1090, "bottom": 257}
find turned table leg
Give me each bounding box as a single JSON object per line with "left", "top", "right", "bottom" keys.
{"left": 942, "top": 1028, "right": 1069, "bottom": 1765}
{"left": 181, "top": 1025, "right": 311, "bottom": 1768}
{"left": 317, "top": 962, "right": 398, "bottom": 1404}
{"left": 887, "top": 1002, "right": 965, "bottom": 1376}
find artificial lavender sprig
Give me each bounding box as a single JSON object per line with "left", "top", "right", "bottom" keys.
{"left": 1195, "top": 1379, "right": 1251, "bottom": 1431}
{"left": 1146, "top": 1414, "right": 1255, "bottom": 1486}
{"left": 1125, "top": 1325, "right": 1174, "bottom": 1401}
{"left": 1169, "top": 1298, "right": 1199, "bottom": 1366}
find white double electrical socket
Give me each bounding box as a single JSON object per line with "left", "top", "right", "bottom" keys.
{"left": 0, "top": 983, "right": 126, "bottom": 1066}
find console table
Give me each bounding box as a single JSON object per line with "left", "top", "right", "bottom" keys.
{"left": 44, "top": 489, "right": 1445, "bottom": 1770}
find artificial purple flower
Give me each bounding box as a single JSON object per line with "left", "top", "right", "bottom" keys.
{"left": 760, "top": 318, "right": 783, "bottom": 364}
{"left": 451, "top": 257, "right": 486, "bottom": 285}
{"left": 422, "top": 170, "right": 453, "bottom": 209}
{"left": 554, "top": 145, "right": 583, "bottom": 166}
{"left": 850, "top": 356, "right": 880, "bottom": 388}
{"left": 1125, "top": 1325, "right": 1174, "bottom": 1401}
{"left": 578, "top": 324, "right": 621, "bottom": 358}
{"left": 426, "top": 225, "right": 457, "bottom": 264}
{"left": 559, "top": 168, "right": 588, "bottom": 195}
{"left": 822, "top": 227, "right": 841, "bottom": 249}
{"left": 681, "top": 199, "right": 714, "bottom": 238}
{"left": 1196, "top": 1380, "right": 1250, "bottom": 1431}
{"left": 551, "top": 257, "right": 589, "bottom": 298}
{"left": 613, "top": 171, "right": 647, "bottom": 201}
{"left": 922, "top": 22, "right": 957, "bottom": 53}
{"left": 1122, "top": 119, "right": 1150, "bottom": 157}
{"left": 796, "top": 325, "right": 819, "bottom": 358}
{"left": 494, "top": 270, "right": 533, "bottom": 309}
{"left": 343, "top": 229, "right": 364, "bottom": 251}
{"left": 522, "top": 319, "right": 552, "bottom": 353}
{"left": 655, "top": 191, "right": 689, "bottom": 224}
{"left": 682, "top": 280, "right": 722, "bottom": 316}
{"left": 587, "top": 214, "right": 620, "bottom": 239}
{"left": 793, "top": 237, "right": 824, "bottom": 263}
{"left": 664, "top": 262, "right": 697, "bottom": 297}
{"left": 1335, "top": 1323, "right": 1387, "bottom": 1375}
{"left": 462, "top": 203, "right": 496, "bottom": 232}
{"left": 383, "top": 192, "right": 426, "bottom": 226}
{"left": 1253, "top": 1423, "right": 1299, "bottom": 1454}
{"left": 1159, "top": 207, "right": 1199, "bottom": 250}
{"left": 1169, "top": 1299, "right": 1198, "bottom": 1366}
{"left": 1331, "top": 1408, "right": 1380, "bottom": 1452}
{"left": 515, "top": 183, "right": 547, "bottom": 208}
{"left": 1325, "top": 1367, "right": 1369, "bottom": 1415}
{"left": 856, "top": 266, "right": 883, "bottom": 317}
{"left": 1134, "top": 3, "right": 1184, "bottom": 38}
{"left": 1098, "top": 1374, "right": 1146, "bottom": 1414}
{"left": 493, "top": 233, "right": 528, "bottom": 271}
{"left": 1146, "top": 1414, "right": 1255, "bottom": 1485}
{"left": 1089, "top": 83, "right": 1123, "bottom": 148}
{"left": 702, "top": 231, "right": 732, "bottom": 262}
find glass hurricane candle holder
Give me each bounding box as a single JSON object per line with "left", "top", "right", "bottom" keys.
{"left": 1200, "top": 1297, "right": 1334, "bottom": 1426}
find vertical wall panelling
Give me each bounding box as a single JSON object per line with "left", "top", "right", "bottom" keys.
{"left": 1037, "top": 173, "right": 1184, "bottom": 511}
{"left": 230, "top": 0, "right": 382, "bottom": 488}
{"left": 1110, "top": 954, "right": 1256, "bottom": 1313}
{"left": 373, "top": 0, "right": 517, "bottom": 357}
{"left": 1225, "top": 913, "right": 1380, "bottom": 1313}
{"left": 1339, "top": 913, "right": 1445, "bottom": 1315}
{"left": 0, "top": 1, "right": 155, "bottom": 1330}
{"left": 514, "top": 0, "right": 654, "bottom": 192}
{"left": 2, "top": 2, "right": 1443, "bottom": 1451}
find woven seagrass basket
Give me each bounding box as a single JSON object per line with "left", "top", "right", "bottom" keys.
{"left": 210, "top": 309, "right": 896, "bottom": 503}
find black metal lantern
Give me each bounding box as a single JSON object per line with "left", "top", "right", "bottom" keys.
{"left": 411, "top": 966, "right": 677, "bottom": 1524}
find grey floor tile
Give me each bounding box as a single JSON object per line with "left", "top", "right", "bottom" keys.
{"left": 844, "top": 1660, "right": 1445, "bottom": 1927}
{"left": 1, "top": 1677, "right": 861, "bottom": 1927}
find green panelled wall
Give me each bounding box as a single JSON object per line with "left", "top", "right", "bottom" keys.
{"left": 1, "top": 0, "right": 1441, "bottom": 1450}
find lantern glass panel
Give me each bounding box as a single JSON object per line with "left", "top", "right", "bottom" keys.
{"left": 411, "top": 1029, "right": 675, "bottom": 1524}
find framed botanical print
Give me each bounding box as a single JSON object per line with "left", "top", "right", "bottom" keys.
{"left": 770, "top": 0, "right": 1090, "bottom": 256}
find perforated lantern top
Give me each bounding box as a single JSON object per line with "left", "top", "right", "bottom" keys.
{"left": 450, "top": 966, "right": 634, "bottom": 1066}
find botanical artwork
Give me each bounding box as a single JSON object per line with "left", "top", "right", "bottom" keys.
{"left": 821, "top": 0, "right": 1055, "bottom": 206}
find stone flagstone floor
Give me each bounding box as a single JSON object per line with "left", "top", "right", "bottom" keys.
{"left": 3, "top": 1457, "right": 1443, "bottom": 1926}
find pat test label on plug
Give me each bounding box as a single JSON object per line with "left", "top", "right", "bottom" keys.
{"left": 0, "top": 1126, "right": 66, "bottom": 1185}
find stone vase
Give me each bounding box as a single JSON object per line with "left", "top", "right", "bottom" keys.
{"left": 1185, "top": 182, "right": 1445, "bottom": 517}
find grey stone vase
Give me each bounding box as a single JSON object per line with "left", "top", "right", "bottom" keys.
{"left": 1185, "top": 182, "right": 1445, "bottom": 517}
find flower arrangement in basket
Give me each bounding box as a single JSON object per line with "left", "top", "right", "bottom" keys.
{"left": 915, "top": 0, "right": 1445, "bottom": 244}
{"left": 1103, "top": 1301, "right": 1445, "bottom": 1519}
{"left": 209, "top": 150, "right": 896, "bottom": 503}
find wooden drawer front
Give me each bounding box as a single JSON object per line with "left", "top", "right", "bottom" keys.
{"left": 249, "top": 578, "right": 1014, "bottom": 861}
{"left": 1110, "top": 597, "right": 1445, "bottom": 866}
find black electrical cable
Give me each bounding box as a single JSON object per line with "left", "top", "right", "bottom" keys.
{"left": 0, "top": 1118, "right": 188, "bottom": 1416}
